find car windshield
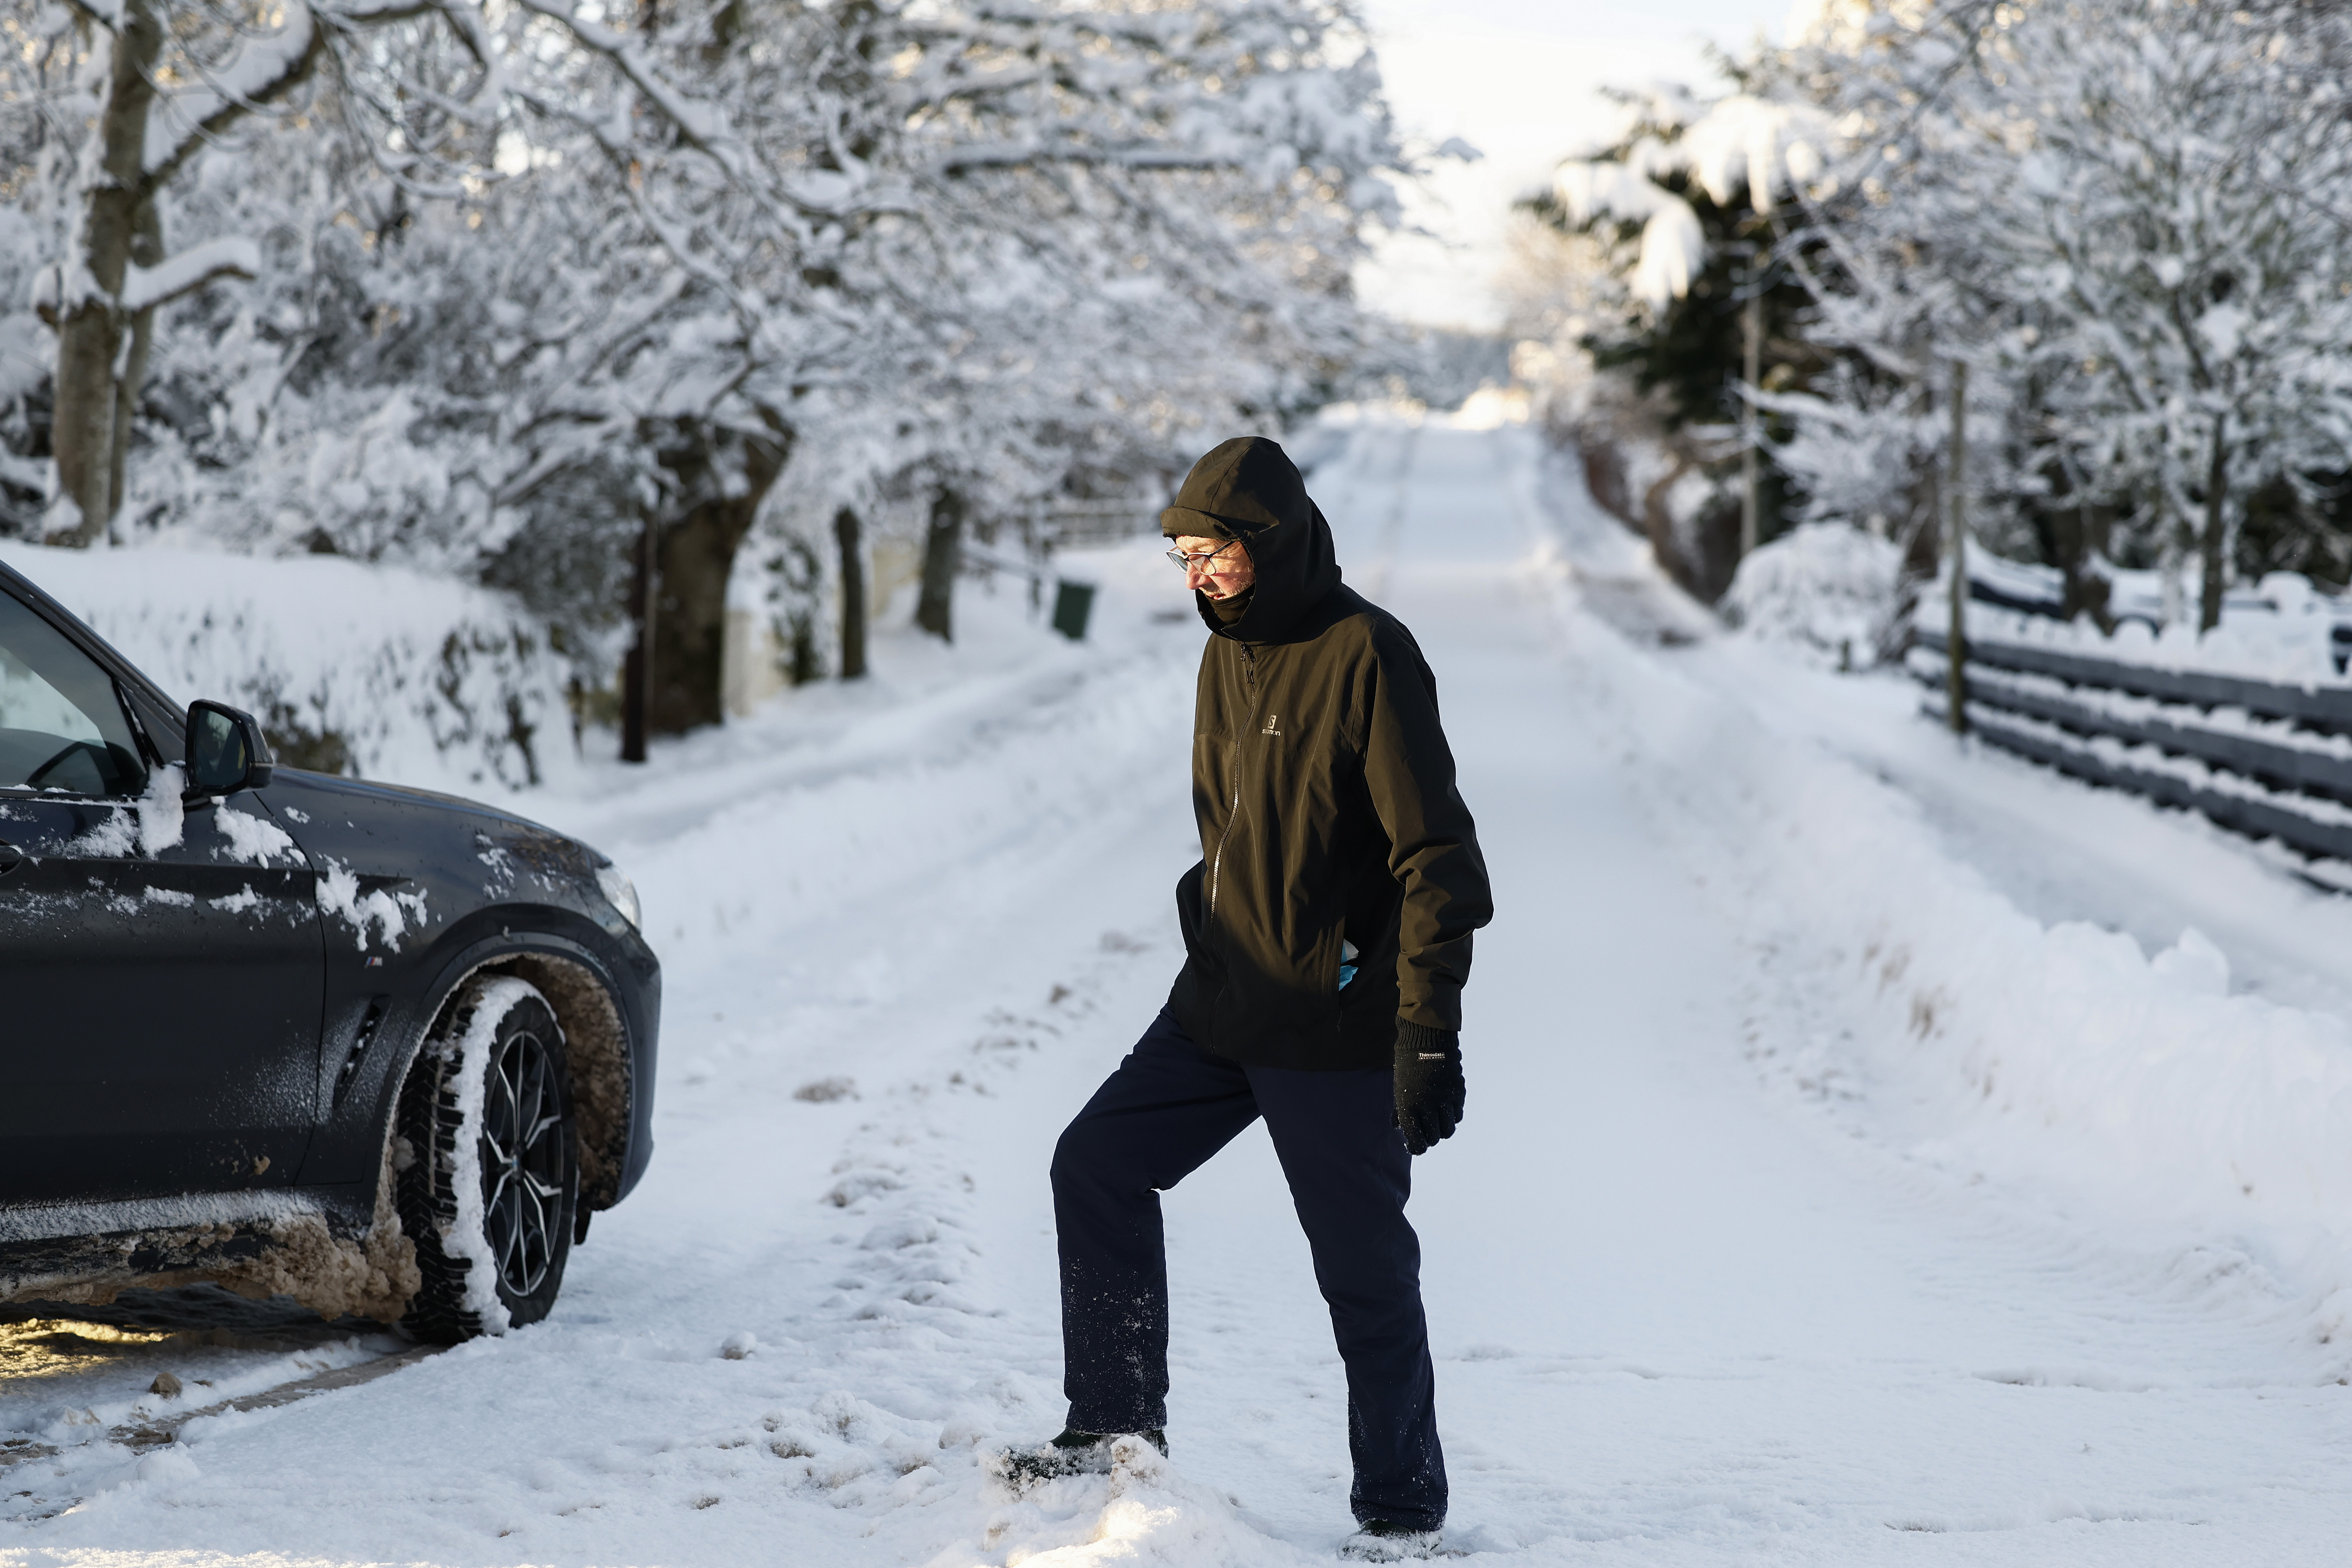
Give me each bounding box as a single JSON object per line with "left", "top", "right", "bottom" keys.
{"left": 0, "top": 590, "right": 146, "bottom": 796}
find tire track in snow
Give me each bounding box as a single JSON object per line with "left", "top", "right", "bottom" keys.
{"left": 0, "top": 1331, "right": 421, "bottom": 1521}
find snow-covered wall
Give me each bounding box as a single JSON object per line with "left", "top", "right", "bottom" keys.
{"left": 0, "top": 542, "right": 574, "bottom": 795}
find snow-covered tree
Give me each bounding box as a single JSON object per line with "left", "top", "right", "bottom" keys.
{"left": 493, "top": 0, "right": 1407, "bottom": 725}
{"left": 1515, "top": 86, "right": 1833, "bottom": 599}
{"left": 10, "top": 0, "right": 1417, "bottom": 738}
{"left": 12, "top": 0, "right": 503, "bottom": 547}
{"left": 1770, "top": 0, "right": 2352, "bottom": 626}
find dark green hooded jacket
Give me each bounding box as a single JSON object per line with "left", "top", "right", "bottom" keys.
{"left": 1162, "top": 437, "right": 1492, "bottom": 1071}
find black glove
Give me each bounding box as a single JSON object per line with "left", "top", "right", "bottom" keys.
{"left": 1393, "top": 1020, "right": 1465, "bottom": 1156}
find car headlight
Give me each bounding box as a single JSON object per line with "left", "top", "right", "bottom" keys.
{"left": 595, "top": 862, "right": 642, "bottom": 930}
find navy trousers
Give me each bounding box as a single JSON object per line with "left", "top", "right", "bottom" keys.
{"left": 1050, "top": 1007, "right": 1447, "bottom": 1530}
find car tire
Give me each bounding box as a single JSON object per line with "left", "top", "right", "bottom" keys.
{"left": 394, "top": 976, "right": 579, "bottom": 1341}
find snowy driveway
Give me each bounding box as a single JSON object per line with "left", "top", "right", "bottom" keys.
{"left": 11, "top": 414, "right": 2352, "bottom": 1563}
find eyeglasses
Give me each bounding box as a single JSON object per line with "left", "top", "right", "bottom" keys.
{"left": 1166, "top": 538, "right": 1245, "bottom": 573}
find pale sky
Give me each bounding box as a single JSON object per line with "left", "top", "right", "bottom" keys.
{"left": 1354, "top": 0, "right": 1794, "bottom": 334}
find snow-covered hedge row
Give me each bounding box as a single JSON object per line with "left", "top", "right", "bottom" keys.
{"left": 1948, "top": 600, "right": 2347, "bottom": 687}
{"left": 1721, "top": 521, "right": 1903, "bottom": 663}
{"left": 0, "top": 542, "right": 574, "bottom": 795}
{"left": 1727, "top": 521, "right": 2352, "bottom": 686}
{"left": 1551, "top": 561, "right": 2352, "bottom": 1362}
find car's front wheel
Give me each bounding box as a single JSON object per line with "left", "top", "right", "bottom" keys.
{"left": 395, "top": 975, "right": 579, "bottom": 1341}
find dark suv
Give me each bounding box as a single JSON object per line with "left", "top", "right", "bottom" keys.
{"left": 0, "top": 558, "right": 658, "bottom": 1340}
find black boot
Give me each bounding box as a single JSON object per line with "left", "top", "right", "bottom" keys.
{"left": 998, "top": 1427, "right": 1169, "bottom": 1485}
{"left": 1339, "top": 1518, "right": 1446, "bottom": 1561}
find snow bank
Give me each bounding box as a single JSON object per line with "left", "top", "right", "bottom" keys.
{"left": 1546, "top": 559, "right": 2352, "bottom": 1366}
{"left": 0, "top": 541, "right": 574, "bottom": 795}
{"left": 1721, "top": 521, "right": 1901, "bottom": 664}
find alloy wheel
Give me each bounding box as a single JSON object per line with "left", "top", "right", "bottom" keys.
{"left": 479, "top": 1025, "right": 567, "bottom": 1297}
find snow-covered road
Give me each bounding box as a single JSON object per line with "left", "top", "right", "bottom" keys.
{"left": 13, "top": 414, "right": 2352, "bottom": 1563}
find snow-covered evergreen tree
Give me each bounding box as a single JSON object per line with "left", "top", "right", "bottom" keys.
{"left": 1514, "top": 86, "right": 1831, "bottom": 599}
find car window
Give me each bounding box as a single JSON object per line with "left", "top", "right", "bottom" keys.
{"left": 0, "top": 590, "right": 147, "bottom": 797}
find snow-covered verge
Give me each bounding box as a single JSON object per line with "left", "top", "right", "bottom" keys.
{"left": 0, "top": 541, "right": 574, "bottom": 795}
{"left": 1720, "top": 521, "right": 1902, "bottom": 664}
{"left": 1543, "top": 556, "right": 2352, "bottom": 1365}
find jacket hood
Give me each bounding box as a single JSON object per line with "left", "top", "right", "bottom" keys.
{"left": 1160, "top": 436, "right": 1342, "bottom": 643}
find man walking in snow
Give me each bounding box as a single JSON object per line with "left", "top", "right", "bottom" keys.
{"left": 1004, "top": 436, "right": 1493, "bottom": 1559}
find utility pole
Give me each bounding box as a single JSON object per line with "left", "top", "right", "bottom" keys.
{"left": 1740, "top": 261, "right": 1764, "bottom": 561}
{"left": 1945, "top": 358, "right": 1969, "bottom": 737}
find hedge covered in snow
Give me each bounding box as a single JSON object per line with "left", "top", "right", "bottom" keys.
{"left": 1952, "top": 600, "right": 2347, "bottom": 688}
{"left": 0, "top": 542, "right": 574, "bottom": 795}
{"left": 1721, "top": 521, "right": 1904, "bottom": 663}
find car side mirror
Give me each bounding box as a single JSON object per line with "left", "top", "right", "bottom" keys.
{"left": 185, "top": 701, "right": 275, "bottom": 796}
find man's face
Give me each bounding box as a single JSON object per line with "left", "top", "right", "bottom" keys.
{"left": 1174, "top": 535, "right": 1256, "bottom": 599}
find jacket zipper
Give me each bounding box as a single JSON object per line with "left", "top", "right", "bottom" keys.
{"left": 1209, "top": 645, "right": 1260, "bottom": 918}
{"left": 1208, "top": 764, "right": 1239, "bottom": 916}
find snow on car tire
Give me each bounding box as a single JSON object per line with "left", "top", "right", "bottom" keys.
{"left": 395, "top": 975, "right": 579, "bottom": 1341}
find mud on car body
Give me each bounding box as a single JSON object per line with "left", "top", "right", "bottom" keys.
{"left": 0, "top": 558, "right": 659, "bottom": 1340}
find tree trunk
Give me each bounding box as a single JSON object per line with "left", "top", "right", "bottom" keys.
{"left": 835, "top": 506, "right": 868, "bottom": 680}
{"left": 105, "top": 201, "right": 166, "bottom": 540}
{"left": 621, "top": 511, "right": 656, "bottom": 763}
{"left": 2199, "top": 422, "right": 2229, "bottom": 633}
{"left": 647, "top": 429, "right": 791, "bottom": 734}
{"left": 50, "top": 0, "right": 163, "bottom": 545}
{"left": 2042, "top": 464, "right": 2113, "bottom": 632}
{"left": 2046, "top": 500, "right": 2083, "bottom": 607}
{"left": 2083, "top": 500, "right": 2112, "bottom": 562}
{"left": 1897, "top": 376, "right": 1942, "bottom": 584}
{"left": 2057, "top": 500, "right": 2117, "bottom": 632}
{"left": 915, "top": 486, "right": 965, "bottom": 641}
{"left": 1738, "top": 280, "right": 1762, "bottom": 560}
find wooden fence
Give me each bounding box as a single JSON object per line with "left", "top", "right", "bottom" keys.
{"left": 1039, "top": 501, "right": 1161, "bottom": 548}
{"left": 1907, "top": 630, "right": 2352, "bottom": 865}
